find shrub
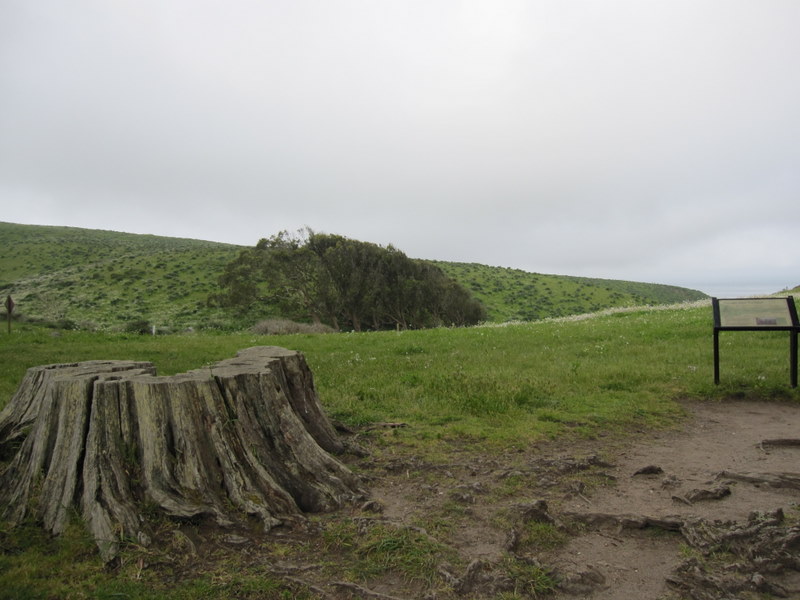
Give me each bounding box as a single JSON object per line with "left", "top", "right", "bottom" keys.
{"left": 250, "top": 318, "right": 335, "bottom": 335}
{"left": 123, "top": 319, "right": 151, "bottom": 335}
{"left": 54, "top": 319, "right": 78, "bottom": 330}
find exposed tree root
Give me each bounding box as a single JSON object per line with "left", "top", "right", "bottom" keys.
{"left": 558, "top": 504, "right": 800, "bottom": 598}
{"left": 717, "top": 470, "right": 800, "bottom": 490}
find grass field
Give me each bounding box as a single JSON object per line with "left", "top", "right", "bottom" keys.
{"left": 1, "top": 298, "right": 798, "bottom": 599}
{"left": 3, "top": 300, "right": 797, "bottom": 443}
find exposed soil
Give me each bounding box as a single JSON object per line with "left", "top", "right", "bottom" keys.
{"left": 356, "top": 399, "right": 800, "bottom": 599}
{"left": 549, "top": 399, "right": 800, "bottom": 599}
{"left": 116, "top": 398, "right": 800, "bottom": 599}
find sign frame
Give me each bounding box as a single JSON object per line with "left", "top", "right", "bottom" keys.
{"left": 712, "top": 296, "right": 799, "bottom": 388}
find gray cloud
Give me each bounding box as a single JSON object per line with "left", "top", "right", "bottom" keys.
{"left": 2, "top": 0, "right": 799, "bottom": 296}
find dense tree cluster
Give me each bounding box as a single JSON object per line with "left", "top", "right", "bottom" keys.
{"left": 212, "top": 230, "right": 486, "bottom": 331}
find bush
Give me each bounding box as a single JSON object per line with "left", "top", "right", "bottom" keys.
{"left": 54, "top": 319, "right": 78, "bottom": 330}
{"left": 250, "top": 318, "right": 335, "bottom": 335}
{"left": 123, "top": 319, "right": 152, "bottom": 335}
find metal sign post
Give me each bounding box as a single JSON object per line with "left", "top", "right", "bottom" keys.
{"left": 712, "top": 296, "right": 799, "bottom": 388}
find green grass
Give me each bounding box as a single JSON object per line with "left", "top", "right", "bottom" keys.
{"left": 0, "top": 519, "right": 309, "bottom": 600}
{"left": 2, "top": 300, "right": 797, "bottom": 445}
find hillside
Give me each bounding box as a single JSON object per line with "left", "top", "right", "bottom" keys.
{"left": 1, "top": 222, "right": 706, "bottom": 330}
{"left": 432, "top": 261, "right": 706, "bottom": 322}
{"left": 0, "top": 222, "right": 241, "bottom": 331}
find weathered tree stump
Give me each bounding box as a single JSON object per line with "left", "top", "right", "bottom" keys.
{"left": 0, "top": 346, "right": 364, "bottom": 561}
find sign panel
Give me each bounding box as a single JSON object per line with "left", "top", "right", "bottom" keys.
{"left": 717, "top": 298, "right": 794, "bottom": 328}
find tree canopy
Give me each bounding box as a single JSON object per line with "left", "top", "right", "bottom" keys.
{"left": 213, "top": 230, "right": 486, "bottom": 331}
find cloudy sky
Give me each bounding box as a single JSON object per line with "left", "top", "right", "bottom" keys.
{"left": 2, "top": 1, "right": 798, "bottom": 296}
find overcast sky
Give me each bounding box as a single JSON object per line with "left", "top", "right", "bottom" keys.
{"left": 2, "top": 1, "right": 798, "bottom": 297}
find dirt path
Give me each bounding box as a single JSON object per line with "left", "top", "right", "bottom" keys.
{"left": 550, "top": 399, "right": 800, "bottom": 599}
{"left": 367, "top": 399, "right": 800, "bottom": 599}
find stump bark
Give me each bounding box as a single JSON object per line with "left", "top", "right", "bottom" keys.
{"left": 0, "top": 346, "right": 364, "bottom": 561}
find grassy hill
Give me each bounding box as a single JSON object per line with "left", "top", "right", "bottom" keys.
{"left": 1, "top": 222, "right": 706, "bottom": 331}
{"left": 0, "top": 222, "right": 241, "bottom": 331}
{"left": 431, "top": 261, "right": 706, "bottom": 322}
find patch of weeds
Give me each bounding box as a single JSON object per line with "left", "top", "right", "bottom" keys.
{"left": 202, "top": 566, "right": 306, "bottom": 599}
{"left": 500, "top": 554, "right": 558, "bottom": 598}
{"left": 425, "top": 415, "right": 461, "bottom": 427}
{"left": 563, "top": 471, "right": 616, "bottom": 497}
{"left": 0, "top": 516, "right": 105, "bottom": 599}
{"left": 439, "top": 500, "right": 470, "bottom": 521}
{"left": 357, "top": 524, "right": 449, "bottom": 583}
{"left": 675, "top": 542, "right": 738, "bottom": 575}
{"left": 678, "top": 543, "right": 700, "bottom": 560}
{"left": 490, "top": 472, "right": 530, "bottom": 500}
{"left": 785, "top": 503, "right": 800, "bottom": 525}
{"left": 397, "top": 344, "right": 427, "bottom": 356}
{"left": 536, "top": 410, "right": 572, "bottom": 424}
{"left": 414, "top": 509, "right": 463, "bottom": 538}
{"left": 320, "top": 519, "right": 452, "bottom": 585}
{"left": 92, "top": 566, "right": 305, "bottom": 600}
{"left": 515, "top": 522, "right": 568, "bottom": 553}
{"left": 319, "top": 519, "right": 359, "bottom": 554}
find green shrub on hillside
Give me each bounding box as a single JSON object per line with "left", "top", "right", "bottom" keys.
{"left": 214, "top": 230, "right": 486, "bottom": 331}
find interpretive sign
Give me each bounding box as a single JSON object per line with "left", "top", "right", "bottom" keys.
{"left": 712, "top": 296, "right": 799, "bottom": 387}
{"left": 716, "top": 298, "right": 795, "bottom": 328}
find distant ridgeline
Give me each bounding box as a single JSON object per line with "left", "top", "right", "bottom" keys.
{"left": 0, "top": 222, "right": 706, "bottom": 331}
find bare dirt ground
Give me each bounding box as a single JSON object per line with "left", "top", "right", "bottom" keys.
{"left": 130, "top": 399, "right": 800, "bottom": 599}
{"left": 359, "top": 398, "right": 800, "bottom": 599}
{"left": 549, "top": 399, "right": 800, "bottom": 599}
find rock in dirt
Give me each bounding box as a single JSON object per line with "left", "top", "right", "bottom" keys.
{"left": 683, "top": 485, "right": 731, "bottom": 502}
{"left": 633, "top": 464, "right": 664, "bottom": 476}
{"left": 515, "top": 499, "right": 564, "bottom": 528}
{"left": 558, "top": 565, "right": 607, "bottom": 595}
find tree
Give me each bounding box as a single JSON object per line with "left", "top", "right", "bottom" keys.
{"left": 213, "top": 230, "right": 487, "bottom": 331}
{"left": 311, "top": 235, "right": 386, "bottom": 332}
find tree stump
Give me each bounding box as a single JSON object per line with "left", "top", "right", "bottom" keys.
{"left": 0, "top": 346, "right": 364, "bottom": 562}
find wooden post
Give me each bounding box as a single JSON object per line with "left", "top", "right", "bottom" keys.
{"left": 4, "top": 295, "right": 13, "bottom": 334}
